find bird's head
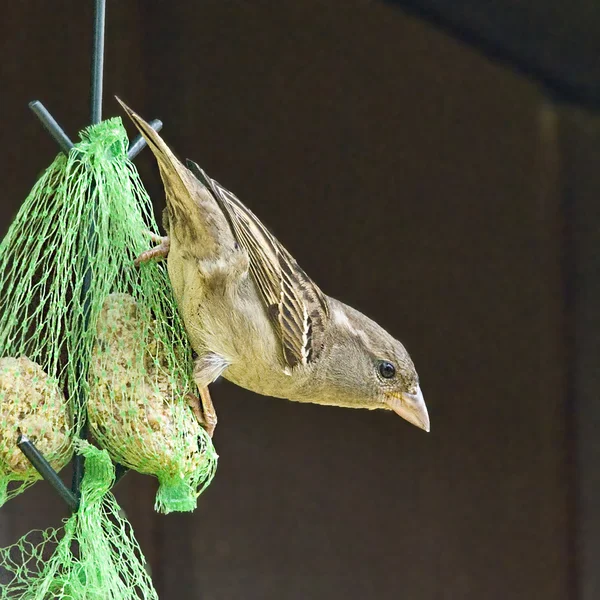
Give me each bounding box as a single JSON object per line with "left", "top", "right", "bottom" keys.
{"left": 315, "top": 300, "right": 430, "bottom": 432}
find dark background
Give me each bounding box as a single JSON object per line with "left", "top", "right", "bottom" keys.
{"left": 2, "top": 1, "right": 598, "bottom": 599}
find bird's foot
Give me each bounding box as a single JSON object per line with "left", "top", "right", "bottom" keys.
{"left": 185, "top": 386, "right": 217, "bottom": 437}
{"left": 134, "top": 231, "right": 170, "bottom": 266}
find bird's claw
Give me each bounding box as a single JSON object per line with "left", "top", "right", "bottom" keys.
{"left": 134, "top": 231, "right": 170, "bottom": 266}
{"left": 185, "top": 389, "right": 217, "bottom": 438}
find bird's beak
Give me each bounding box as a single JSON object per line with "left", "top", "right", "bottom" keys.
{"left": 386, "top": 386, "right": 430, "bottom": 432}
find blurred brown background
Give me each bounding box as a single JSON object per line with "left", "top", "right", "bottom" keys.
{"left": 2, "top": 1, "right": 599, "bottom": 599}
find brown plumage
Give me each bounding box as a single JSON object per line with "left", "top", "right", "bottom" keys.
{"left": 118, "top": 98, "right": 429, "bottom": 436}
{"left": 186, "top": 160, "right": 329, "bottom": 368}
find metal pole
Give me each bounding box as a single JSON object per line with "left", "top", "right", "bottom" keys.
{"left": 91, "top": 0, "right": 106, "bottom": 124}
{"left": 72, "top": 0, "right": 106, "bottom": 498}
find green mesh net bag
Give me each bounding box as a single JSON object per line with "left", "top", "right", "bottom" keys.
{"left": 0, "top": 117, "right": 217, "bottom": 511}
{"left": 88, "top": 291, "right": 216, "bottom": 513}
{"left": 0, "top": 441, "right": 159, "bottom": 599}
{"left": 0, "top": 356, "right": 72, "bottom": 506}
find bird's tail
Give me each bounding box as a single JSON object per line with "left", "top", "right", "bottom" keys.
{"left": 116, "top": 97, "right": 236, "bottom": 255}
{"left": 116, "top": 97, "right": 186, "bottom": 182}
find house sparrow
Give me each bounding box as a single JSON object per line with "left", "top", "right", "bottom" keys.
{"left": 117, "top": 98, "right": 429, "bottom": 437}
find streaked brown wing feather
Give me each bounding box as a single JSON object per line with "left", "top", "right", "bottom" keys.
{"left": 186, "top": 159, "right": 329, "bottom": 368}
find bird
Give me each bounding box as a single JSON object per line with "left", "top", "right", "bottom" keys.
{"left": 117, "top": 98, "right": 429, "bottom": 437}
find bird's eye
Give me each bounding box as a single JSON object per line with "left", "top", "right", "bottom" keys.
{"left": 378, "top": 361, "right": 396, "bottom": 379}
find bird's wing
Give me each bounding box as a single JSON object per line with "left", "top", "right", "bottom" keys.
{"left": 186, "top": 159, "right": 329, "bottom": 368}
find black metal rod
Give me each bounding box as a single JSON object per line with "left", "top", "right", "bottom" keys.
{"left": 29, "top": 101, "right": 74, "bottom": 154}
{"left": 72, "top": 0, "right": 107, "bottom": 496}
{"left": 17, "top": 434, "right": 79, "bottom": 512}
{"left": 71, "top": 218, "right": 97, "bottom": 498}
{"left": 91, "top": 0, "right": 106, "bottom": 124}
{"left": 128, "top": 119, "right": 164, "bottom": 159}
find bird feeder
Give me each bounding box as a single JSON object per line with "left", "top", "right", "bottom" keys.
{"left": 0, "top": 1, "right": 217, "bottom": 596}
